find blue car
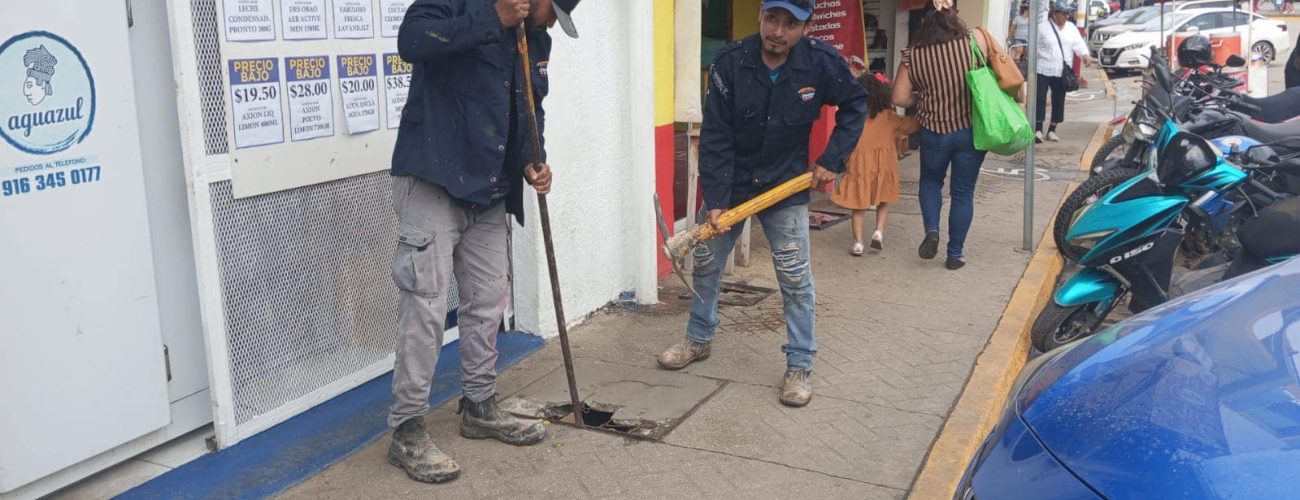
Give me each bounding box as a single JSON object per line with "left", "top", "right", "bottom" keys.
{"left": 959, "top": 258, "right": 1300, "bottom": 499}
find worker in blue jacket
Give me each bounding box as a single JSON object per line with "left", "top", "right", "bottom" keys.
{"left": 657, "top": 0, "right": 868, "bottom": 408}
{"left": 386, "top": 0, "right": 580, "bottom": 485}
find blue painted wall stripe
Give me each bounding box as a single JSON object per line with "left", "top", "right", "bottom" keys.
{"left": 117, "top": 331, "right": 543, "bottom": 499}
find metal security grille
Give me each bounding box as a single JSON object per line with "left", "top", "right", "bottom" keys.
{"left": 191, "top": 0, "right": 229, "bottom": 155}
{"left": 209, "top": 175, "right": 460, "bottom": 425}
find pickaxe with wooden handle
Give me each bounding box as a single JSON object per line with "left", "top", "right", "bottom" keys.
{"left": 654, "top": 172, "right": 814, "bottom": 298}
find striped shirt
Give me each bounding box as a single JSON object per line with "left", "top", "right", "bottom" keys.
{"left": 902, "top": 35, "right": 974, "bottom": 134}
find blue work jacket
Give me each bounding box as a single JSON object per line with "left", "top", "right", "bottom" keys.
{"left": 392, "top": 0, "right": 550, "bottom": 224}
{"left": 700, "top": 35, "right": 868, "bottom": 211}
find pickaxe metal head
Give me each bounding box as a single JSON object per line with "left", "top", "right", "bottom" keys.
{"left": 652, "top": 193, "right": 700, "bottom": 300}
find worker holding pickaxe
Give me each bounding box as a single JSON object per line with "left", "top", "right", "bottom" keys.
{"left": 386, "top": 0, "right": 581, "bottom": 484}
{"left": 657, "top": 0, "right": 868, "bottom": 407}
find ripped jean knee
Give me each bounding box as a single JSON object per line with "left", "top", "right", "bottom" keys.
{"left": 771, "top": 241, "right": 810, "bottom": 286}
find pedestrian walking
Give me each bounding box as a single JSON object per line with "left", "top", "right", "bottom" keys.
{"left": 384, "top": 0, "right": 581, "bottom": 485}
{"left": 1008, "top": 4, "right": 1031, "bottom": 62}
{"left": 890, "top": 0, "right": 992, "bottom": 270}
{"left": 656, "top": 0, "right": 868, "bottom": 408}
{"left": 831, "top": 73, "right": 919, "bottom": 255}
{"left": 1034, "top": 1, "right": 1096, "bottom": 143}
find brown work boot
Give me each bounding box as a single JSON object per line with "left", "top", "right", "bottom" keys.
{"left": 657, "top": 340, "right": 711, "bottom": 370}
{"left": 388, "top": 417, "right": 461, "bottom": 483}
{"left": 458, "top": 396, "right": 547, "bottom": 446}
{"left": 779, "top": 369, "right": 813, "bottom": 407}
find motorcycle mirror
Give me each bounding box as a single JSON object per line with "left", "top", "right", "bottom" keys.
{"left": 1226, "top": 55, "right": 1246, "bottom": 68}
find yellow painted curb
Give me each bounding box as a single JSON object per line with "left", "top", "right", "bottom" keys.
{"left": 1079, "top": 122, "right": 1112, "bottom": 172}
{"left": 1098, "top": 66, "right": 1116, "bottom": 98}
{"left": 907, "top": 186, "right": 1072, "bottom": 500}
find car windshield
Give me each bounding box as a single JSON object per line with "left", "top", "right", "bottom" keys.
{"left": 1137, "top": 12, "right": 1193, "bottom": 31}
{"left": 1126, "top": 7, "right": 1161, "bottom": 23}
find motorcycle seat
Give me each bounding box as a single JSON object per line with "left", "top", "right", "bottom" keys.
{"left": 1237, "top": 115, "right": 1300, "bottom": 144}
{"left": 1241, "top": 87, "right": 1300, "bottom": 124}
{"left": 1238, "top": 196, "right": 1300, "bottom": 260}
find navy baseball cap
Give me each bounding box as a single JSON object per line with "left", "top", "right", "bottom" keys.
{"left": 553, "top": 0, "right": 582, "bottom": 38}
{"left": 761, "top": 0, "right": 814, "bottom": 21}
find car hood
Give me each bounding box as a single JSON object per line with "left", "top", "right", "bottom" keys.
{"left": 1097, "top": 24, "right": 1138, "bottom": 35}
{"left": 1103, "top": 30, "right": 1160, "bottom": 48}
{"left": 1018, "top": 259, "right": 1300, "bottom": 499}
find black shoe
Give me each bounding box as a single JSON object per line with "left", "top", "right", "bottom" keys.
{"left": 458, "top": 396, "right": 547, "bottom": 446}
{"left": 388, "top": 418, "right": 461, "bottom": 483}
{"left": 945, "top": 256, "right": 966, "bottom": 270}
{"left": 918, "top": 231, "right": 940, "bottom": 260}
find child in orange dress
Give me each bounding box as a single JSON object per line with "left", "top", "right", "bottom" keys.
{"left": 831, "top": 73, "right": 919, "bottom": 256}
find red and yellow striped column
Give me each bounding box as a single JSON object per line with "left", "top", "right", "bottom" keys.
{"left": 654, "top": 0, "right": 675, "bottom": 278}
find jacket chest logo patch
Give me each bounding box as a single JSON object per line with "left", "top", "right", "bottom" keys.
{"left": 798, "top": 86, "right": 816, "bottom": 104}
{"left": 536, "top": 61, "right": 548, "bottom": 78}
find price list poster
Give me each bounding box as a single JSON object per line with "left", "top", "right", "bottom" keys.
{"left": 228, "top": 58, "right": 284, "bottom": 148}
{"left": 338, "top": 54, "right": 380, "bottom": 134}
{"left": 285, "top": 55, "right": 335, "bottom": 141}
{"left": 215, "top": 0, "right": 411, "bottom": 198}
{"left": 383, "top": 52, "right": 412, "bottom": 130}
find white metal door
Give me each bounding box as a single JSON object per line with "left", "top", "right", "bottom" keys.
{"left": 0, "top": 1, "right": 169, "bottom": 492}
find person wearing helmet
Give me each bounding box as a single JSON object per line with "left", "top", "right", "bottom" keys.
{"left": 1034, "top": 1, "right": 1096, "bottom": 142}
{"left": 1178, "top": 35, "right": 1214, "bottom": 68}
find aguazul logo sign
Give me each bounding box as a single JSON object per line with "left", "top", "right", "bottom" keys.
{"left": 0, "top": 31, "right": 96, "bottom": 155}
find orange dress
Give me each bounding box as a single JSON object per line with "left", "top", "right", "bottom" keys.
{"left": 831, "top": 109, "right": 920, "bottom": 210}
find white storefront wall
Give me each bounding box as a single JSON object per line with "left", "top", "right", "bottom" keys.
{"left": 513, "top": 1, "right": 660, "bottom": 337}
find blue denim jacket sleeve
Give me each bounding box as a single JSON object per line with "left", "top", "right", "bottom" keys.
{"left": 398, "top": 0, "right": 504, "bottom": 64}
{"left": 812, "top": 47, "right": 868, "bottom": 174}
{"left": 525, "top": 41, "right": 548, "bottom": 167}
{"left": 699, "top": 56, "right": 737, "bottom": 211}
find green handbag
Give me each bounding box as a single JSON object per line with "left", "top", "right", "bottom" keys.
{"left": 966, "top": 33, "right": 1033, "bottom": 156}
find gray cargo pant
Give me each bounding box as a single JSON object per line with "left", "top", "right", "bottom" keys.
{"left": 387, "top": 175, "right": 509, "bottom": 428}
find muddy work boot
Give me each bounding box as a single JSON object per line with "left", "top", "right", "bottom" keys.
{"left": 657, "top": 340, "right": 711, "bottom": 370}
{"left": 458, "top": 396, "right": 547, "bottom": 446}
{"left": 388, "top": 417, "right": 461, "bottom": 483}
{"left": 779, "top": 369, "right": 813, "bottom": 407}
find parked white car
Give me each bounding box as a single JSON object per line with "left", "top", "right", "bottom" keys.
{"left": 1090, "top": 0, "right": 1241, "bottom": 54}
{"left": 1091, "top": 6, "right": 1163, "bottom": 53}
{"left": 1098, "top": 8, "right": 1290, "bottom": 70}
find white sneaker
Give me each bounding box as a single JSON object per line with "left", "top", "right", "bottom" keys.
{"left": 1035, "top": 131, "right": 1045, "bottom": 143}
{"left": 850, "top": 242, "right": 865, "bottom": 256}
{"left": 1048, "top": 131, "right": 1060, "bottom": 142}
{"left": 870, "top": 231, "right": 883, "bottom": 250}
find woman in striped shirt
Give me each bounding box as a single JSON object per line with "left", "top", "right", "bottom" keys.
{"left": 891, "top": 0, "right": 991, "bottom": 270}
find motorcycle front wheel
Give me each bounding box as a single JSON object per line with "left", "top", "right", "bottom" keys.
{"left": 1090, "top": 135, "right": 1128, "bottom": 174}
{"left": 1054, "top": 168, "right": 1142, "bottom": 262}
{"left": 1031, "top": 300, "right": 1113, "bottom": 352}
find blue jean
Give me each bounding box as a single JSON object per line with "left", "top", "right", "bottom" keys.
{"left": 686, "top": 203, "right": 816, "bottom": 370}
{"left": 918, "top": 128, "right": 988, "bottom": 258}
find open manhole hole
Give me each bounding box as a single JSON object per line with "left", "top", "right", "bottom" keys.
{"left": 679, "top": 282, "right": 774, "bottom": 306}
{"left": 501, "top": 360, "right": 725, "bottom": 441}
{"left": 549, "top": 403, "right": 651, "bottom": 438}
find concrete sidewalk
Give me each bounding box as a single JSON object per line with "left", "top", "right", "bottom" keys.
{"left": 279, "top": 92, "right": 1106, "bottom": 500}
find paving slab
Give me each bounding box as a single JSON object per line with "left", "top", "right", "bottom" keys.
{"left": 664, "top": 382, "right": 936, "bottom": 492}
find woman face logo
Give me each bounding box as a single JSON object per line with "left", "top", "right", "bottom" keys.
{"left": 23, "top": 76, "right": 46, "bottom": 105}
